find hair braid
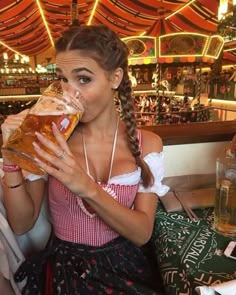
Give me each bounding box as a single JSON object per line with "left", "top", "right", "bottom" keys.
{"left": 118, "top": 69, "right": 154, "bottom": 188}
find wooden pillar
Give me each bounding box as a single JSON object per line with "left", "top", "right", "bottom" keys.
{"left": 71, "top": 0, "right": 80, "bottom": 26}
{"left": 155, "top": 62, "right": 161, "bottom": 124}
{"left": 196, "top": 64, "right": 202, "bottom": 122}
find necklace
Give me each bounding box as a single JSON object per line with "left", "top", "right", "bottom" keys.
{"left": 82, "top": 119, "right": 119, "bottom": 183}
{"left": 79, "top": 119, "right": 119, "bottom": 218}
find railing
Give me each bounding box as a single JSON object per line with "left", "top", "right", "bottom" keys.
{"left": 0, "top": 95, "right": 40, "bottom": 102}
{"left": 135, "top": 106, "right": 236, "bottom": 126}
{"left": 141, "top": 120, "right": 236, "bottom": 145}
{"left": 135, "top": 107, "right": 211, "bottom": 125}
{"left": 0, "top": 98, "right": 235, "bottom": 127}
{"left": 0, "top": 91, "right": 235, "bottom": 127}
{"left": 211, "top": 106, "right": 236, "bottom": 122}
{"left": 0, "top": 87, "right": 48, "bottom": 96}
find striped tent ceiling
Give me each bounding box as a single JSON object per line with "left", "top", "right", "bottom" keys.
{"left": 0, "top": 0, "right": 235, "bottom": 62}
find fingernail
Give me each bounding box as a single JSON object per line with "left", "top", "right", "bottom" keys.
{"left": 32, "top": 141, "right": 39, "bottom": 149}
{"left": 35, "top": 131, "right": 42, "bottom": 138}
{"left": 52, "top": 122, "right": 57, "bottom": 129}
{"left": 34, "top": 157, "right": 41, "bottom": 163}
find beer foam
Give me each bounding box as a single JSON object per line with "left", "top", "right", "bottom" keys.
{"left": 30, "top": 95, "right": 82, "bottom": 116}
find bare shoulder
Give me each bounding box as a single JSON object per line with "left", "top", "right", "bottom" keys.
{"left": 139, "top": 128, "right": 163, "bottom": 156}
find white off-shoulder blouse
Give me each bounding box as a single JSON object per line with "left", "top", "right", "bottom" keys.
{"left": 24, "top": 152, "right": 169, "bottom": 197}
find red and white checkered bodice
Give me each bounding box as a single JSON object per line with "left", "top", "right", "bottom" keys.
{"left": 48, "top": 176, "right": 139, "bottom": 246}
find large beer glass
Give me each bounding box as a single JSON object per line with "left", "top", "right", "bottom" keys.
{"left": 2, "top": 81, "right": 84, "bottom": 175}
{"left": 214, "top": 156, "right": 236, "bottom": 237}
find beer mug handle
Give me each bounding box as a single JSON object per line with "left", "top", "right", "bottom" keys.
{"left": 220, "top": 180, "right": 230, "bottom": 203}
{"left": 218, "top": 179, "right": 230, "bottom": 216}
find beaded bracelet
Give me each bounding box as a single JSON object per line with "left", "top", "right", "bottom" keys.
{"left": 2, "top": 163, "right": 21, "bottom": 173}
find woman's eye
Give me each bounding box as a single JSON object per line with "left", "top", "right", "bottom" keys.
{"left": 78, "top": 76, "right": 91, "bottom": 84}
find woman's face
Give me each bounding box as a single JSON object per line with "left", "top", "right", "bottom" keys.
{"left": 55, "top": 50, "right": 123, "bottom": 123}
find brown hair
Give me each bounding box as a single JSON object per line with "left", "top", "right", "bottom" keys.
{"left": 55, "top": 25, "right": 153, "bottom": 187}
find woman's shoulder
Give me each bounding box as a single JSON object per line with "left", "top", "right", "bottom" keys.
{"left": 138, "top": 129, "right": 163, "bottom": 156}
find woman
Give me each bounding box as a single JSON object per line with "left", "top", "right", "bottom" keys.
{"left": 1, "top": 25, "right": 169, "bottom": 294}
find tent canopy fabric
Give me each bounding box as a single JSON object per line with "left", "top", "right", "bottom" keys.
{"left": 0, "top": 0, "right": 235, "bottom": 62}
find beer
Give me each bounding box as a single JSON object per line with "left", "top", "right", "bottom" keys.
{"left": 214, "top": 181, "right": 236, "bottom": 237}
{"left": 3, "top": 113, "right": 81, "bottom": 175}
{"left": 2, "top": 81, "right": 84, "bottom": 174}
{"left": 214, "top": 157, "right": 236, "bottom": 237}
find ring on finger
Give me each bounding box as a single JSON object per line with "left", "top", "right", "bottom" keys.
{"left": 57, "top": 149, "right": 66, "bottom": 159}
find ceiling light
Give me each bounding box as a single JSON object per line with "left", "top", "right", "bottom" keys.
{"left": 0, "top": 41, "right": 25, "bottom": 57}
{"left": 165, "top": 0, "right": 196, "bottom": 20}
{"left": 87, "top": 0, "right": 99, "bottom": 25}
{"left": 35, "top": 0, "right": 54, "bottom": 47}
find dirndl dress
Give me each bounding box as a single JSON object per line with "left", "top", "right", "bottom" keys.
{"left": 15, "top": 236, "right": 165, "bottom": 295}
{"left": 15, "top": 147, "right": 169, "bottom": 295}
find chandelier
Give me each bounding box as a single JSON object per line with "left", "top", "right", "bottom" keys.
{"left": 218, "top": 0, "right": 236, "bottom": 41}
{"left": 0, "top": 52, "right": 32, "bottom": 75}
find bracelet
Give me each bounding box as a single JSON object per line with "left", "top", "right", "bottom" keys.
{"left": 1, "top": 176, "right": 24, "bottom": 189}
{"left": 2, "top": 163, "right": 21, "bottom": 173}
{"left": 6, "top": 181, "right": 24, "bottom": 189}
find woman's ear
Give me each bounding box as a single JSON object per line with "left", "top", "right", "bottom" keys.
{"left": 111, "top": 67, "right": 123, "bottom": 89}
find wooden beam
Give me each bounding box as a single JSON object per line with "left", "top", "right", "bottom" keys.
{"left": 140, "top": 120, "right": 236, "bottom": 145}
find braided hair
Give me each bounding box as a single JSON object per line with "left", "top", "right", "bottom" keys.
{"left": 55, "top": 25, "right": 154, "bottom": 187}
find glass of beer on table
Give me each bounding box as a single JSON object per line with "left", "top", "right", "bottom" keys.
{"left": 214, "top": 156, "right": 236, "bottom": 237}
{"left": 2, "top": 81, "right": 85, "bottom": 175}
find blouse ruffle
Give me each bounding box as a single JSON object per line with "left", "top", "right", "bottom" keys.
{"left": 24, "top": 172, "right": 48, "bottom": 181}
{"left": 138, "top": 152, "right": 169, "bottom": 197}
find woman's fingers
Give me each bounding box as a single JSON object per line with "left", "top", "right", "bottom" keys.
{"left": 34, "top": 132, "right": 63, "bottom": 157}
{"left": 33, "top": 126, "right": 73, "bottom": 169}
{"left": 32, "top": 139, "right": 70, "bottom": 172}
{"left": 51, "top": 122, "right": 72, "bottom": 155}
{"left": 33, "top": 139, "right": 75, "bottom": 186}
{"left": 35, "top": 123, "right": 71, "bottom": 156}
{"left": 32, "top": 124, "right": 85, "bottom": 195}
{"left": 33, "top": 153, "right": 72, "bottom": 184}
{"left": 1, "top": 110, "right": 29, "bottom": 143}
{"left": 2, "top": 109, "right": 29, "bottom": 129}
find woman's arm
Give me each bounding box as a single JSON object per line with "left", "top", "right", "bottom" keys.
{"left": 2, "top": 172, "right": 46, "bottom": 235}
{"left": 83, "top": 185, "right": 158, "bottom": 246}
{"left": 1, "top": 111, "right": 46, "bottom": 234}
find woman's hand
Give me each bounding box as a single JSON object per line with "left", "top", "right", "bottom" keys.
{"left": 1, "top": 109, "right": 29, "bottom": 145}
{"left": 33, "top": 122, "right": 89, "bottom": 195}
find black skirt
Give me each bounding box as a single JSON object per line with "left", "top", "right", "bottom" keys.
{"left": 15, "top": 236, "right": 164, "bottom": 295}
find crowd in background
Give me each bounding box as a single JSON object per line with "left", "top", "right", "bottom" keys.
{"left": 0, "top": 76, "right": 57, "bottom": 89}
{"left": 0, "top": 66, "right": 235, "bottom": 99}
